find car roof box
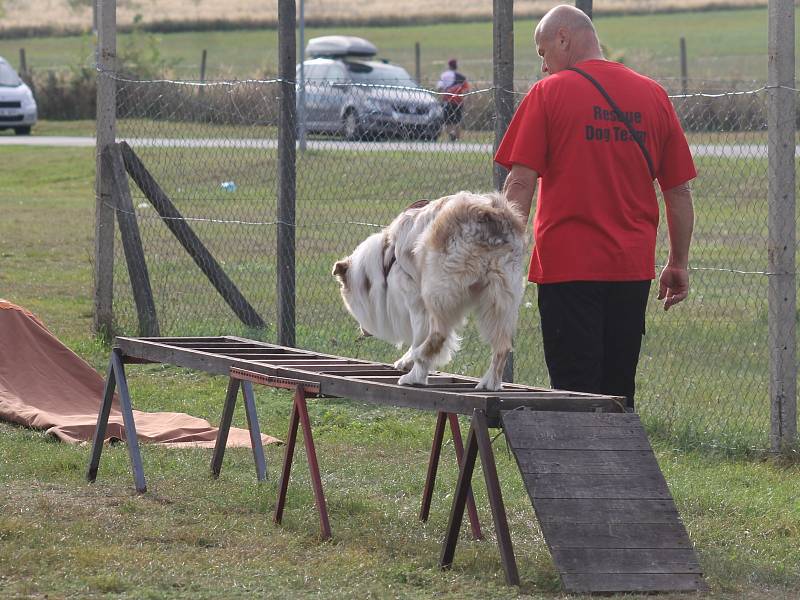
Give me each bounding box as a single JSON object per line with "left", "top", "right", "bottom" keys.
{"left": 306, "top": 36, "right": 377, "bottom": 59}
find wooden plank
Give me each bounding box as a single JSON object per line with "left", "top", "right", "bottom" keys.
{"left": 498, "top": 398, "right": 624, "bottom": 413}
{"left": 561, "top": 573, "right": 707, "bottom": 593}
{"left": 290, "top": 371, "right": 492, "bottom": 415}
{"left": 114, "top": 337, "right": 624, "bottom": 417}
{"left": 504, "top": 411, "right": 640, "bottom": 427}
{"left": 506, "top": 427, "right": 652, "bottom": 451}
{"left": 514, "top": 449, "right": 662, "bottom": 475}
{"left": 116, "top": 337, "right": 274, "bottom": 377}
{"left": 356, "top": 375, "right": 472, "bottom": 384}
{"left": 248, "top": 358, "right": 354, "bottom": 365}
{"left": 319, "top": 368, "right": 402, "bottom": 376}
{"left": 119, "top": 142, "right": 266, "bottom": 329}
{"left": 198, "top": 348, "right": 298, "bottom": 355}
{"left": 107, "top": 144, "right": 159, "bottom": 337}
{"left": 523, "top": 473, "right": 672, "bottom": 499}
{"left": 138, "top": 336, "right": 227, "bottom": 343}
{"left": 533, "top": 498, "right": 681, "bottom": 524}
{"left": 541, "top": 522, "right": 692, "bottom": 549}
{"left": 552, "top": 548, "right": 702, "bottom": 574}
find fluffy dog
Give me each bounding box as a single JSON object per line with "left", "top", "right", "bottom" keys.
{"left": 332, "top": 191, "right": 526, "bottom": 390}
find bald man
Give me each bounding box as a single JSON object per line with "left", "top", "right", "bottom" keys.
{"left": 495, "top": 5, "right": 696, "bottom": 409}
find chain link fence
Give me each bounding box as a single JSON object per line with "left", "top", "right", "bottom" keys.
{"left": 106, "top": 69, "right": 798, "bottom": 452}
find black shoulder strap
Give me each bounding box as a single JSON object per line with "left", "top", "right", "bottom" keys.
{"left": 566, "top": 66, "right": 655, "bottom": 180}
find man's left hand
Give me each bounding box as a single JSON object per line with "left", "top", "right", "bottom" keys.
{"left": 657, "top": 265, "right": 689, "bottom": 311}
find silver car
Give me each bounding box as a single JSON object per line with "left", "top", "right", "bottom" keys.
{"left": 0, "top": 57, "right": 37, "bottom": 135}
{"left": 297, "top": 57, "right": 444, "bottom": 141}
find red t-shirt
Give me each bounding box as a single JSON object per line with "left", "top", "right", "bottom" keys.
{"left": 495, "top": 59, "right": 696, "bottom": 284}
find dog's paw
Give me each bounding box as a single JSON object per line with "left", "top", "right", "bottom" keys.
{"left": 475, "top": 377, "right": 502, "bottom": 391}
{"left": 398, "top": 371, "right": 427, "bottom": 387}
{"left": 393, "top": 357, "right": 413, "bottom": 371}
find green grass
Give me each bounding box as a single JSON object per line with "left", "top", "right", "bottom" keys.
{"left": 1, "top": 115, "right": 792, "bottom": 452}
{"left": 1, "top": 132, "right": 800, "bottom": 598}
{"left": 0, "top": 7, "right": 794, "bottom": 85}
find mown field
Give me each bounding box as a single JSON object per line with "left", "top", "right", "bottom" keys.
{"left": 0, "top": 143, "right": 799, "bottom": 599}
{"left": 0, "top": 0, "right": 769, "bottom": 35}
{"left": 0, "top": 7, "right": 792, "bottom": 83}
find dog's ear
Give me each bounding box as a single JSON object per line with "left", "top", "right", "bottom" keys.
{"left": 332, "top": 258, "right": 350, "bottom": 283}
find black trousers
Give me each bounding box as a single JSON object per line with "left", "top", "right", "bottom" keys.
{"left": 537, "top": 280, "right": 651, "bottom": 410}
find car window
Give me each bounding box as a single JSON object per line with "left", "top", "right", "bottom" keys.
{"left": 345, "top": 62, "right": 418, "bottom": 88}
{"left": 0, "top": 62, "right": 22, "bottom": 87}
{"left": 327, "top": 63, "right": 349, "bottom": 83}
{"left": 298, "top": 62, "right": 328, "bottom": 81}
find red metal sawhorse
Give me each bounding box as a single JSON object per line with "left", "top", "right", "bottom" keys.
{"left": 226, "top": 367, "right": 483, "bottom": 542}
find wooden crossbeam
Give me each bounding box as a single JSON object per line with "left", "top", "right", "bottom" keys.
{"left": 119, "top": 142, "right": 266, "bottom": 329}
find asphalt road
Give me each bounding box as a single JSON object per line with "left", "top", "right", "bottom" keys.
{"left": 0, "top": 135, "right": 794, "bottom": 158}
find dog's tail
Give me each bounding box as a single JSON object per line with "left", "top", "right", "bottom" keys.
{"left": 427, "top": 191, "right": 526, "bottom": 252}
{"left": 475, "top": 191, "right": 526, "bottom": 246}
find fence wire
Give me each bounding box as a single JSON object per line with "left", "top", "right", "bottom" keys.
{"left": 107, "top": 70, "right": 799, "bottom": 452}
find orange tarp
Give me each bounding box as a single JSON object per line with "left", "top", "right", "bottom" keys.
{"left": 0, "top": 300, "right": 279, "bottom": 448}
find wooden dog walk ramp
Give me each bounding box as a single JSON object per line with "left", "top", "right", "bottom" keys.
{"left": 88, "top": 336, "right": 706, "bottom": 593}
{"left": 501, "top": 409, "right": 706, "bottom": 594}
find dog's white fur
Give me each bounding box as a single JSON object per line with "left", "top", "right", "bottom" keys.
{"left": 333, "top": 191, "right": 526, "bottom": 390}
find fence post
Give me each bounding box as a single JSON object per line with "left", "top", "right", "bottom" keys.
{"left": 575, "top": 0, "right": 592, "bottom": 19}
{"left": 415, "top": 42, "right": 421, "bottom": 84}
{"left": 493, "top": 0, "right": 514, "bottom": 381}
{"left": 94, "top": 0, "right": 117, "bottom": 337}
{"left": 277, "top": 0, "right": 297, "bottom": 348}
{"left": 200, "top": 49, "right": 207, "bottom": 82}
{"left": 18, "top": 48, "right": 27, "bottom": 77}
{"left": 679, "top": 37, "right": 688, "bottom": 96}
{"left": 298, "top": 0, "right": 307, "bottom": 152}
{"left": 768, "top": 0, "right": 797, "bottom": 452}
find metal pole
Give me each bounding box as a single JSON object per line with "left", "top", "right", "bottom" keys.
{"left": 492, "top": 0, "right": 514, "bottom": 193}
{"left": 767, "top": 0, "right": 796, "bottom": 452}
{"left": 575, "top": 0, "right": 592, "bottom": 19}
{"left": 415, "top": 42, "right": 421, "bottom": 84}
{"left": 18, "top": 48, "right": 26, "bottom": 77}
{"left": 94, "top": 0, "right": 117, "bottom": 337}
{"left": 493, "top": 0, "right": 514, "bottom": 382}
{"left": 298, "top": 0, "right": 307, "bottom": 152}
{"left": 277, "top": 0, "right": 297, "bottom": 348}
{"left": 679, "top": 37, "right": 688, "bottom": 96}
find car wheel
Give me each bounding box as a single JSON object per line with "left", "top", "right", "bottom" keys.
{"left": 14, "top": 126, "right": 31, "bottom": 135}
{"left": 343, "top": 110, "right": 361, "bottom": 141}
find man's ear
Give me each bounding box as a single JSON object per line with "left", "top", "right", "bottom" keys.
{"left": 557, "top": 27, "right": 570, "bottom": 49}
{"left": 333, "top": 259, "right": 350, "bottom": 282}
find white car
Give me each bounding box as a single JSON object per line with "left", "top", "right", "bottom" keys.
{"left": 0, "top": 57, "right": 37, "bottom": 135}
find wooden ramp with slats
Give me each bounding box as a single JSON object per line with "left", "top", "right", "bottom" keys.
{"left": 501, "top": 409, "right": 706, "bottom": 594}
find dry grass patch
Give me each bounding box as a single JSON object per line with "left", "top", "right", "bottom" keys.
{"left": 1, "top": 0, "right": 768, "bottom": 34}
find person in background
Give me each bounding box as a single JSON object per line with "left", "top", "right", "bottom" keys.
{"left": 436, "top": 58, "right": 470, "bottom": 141}
{"left": 495, "top": 4, "right": 696, "bottom": 410}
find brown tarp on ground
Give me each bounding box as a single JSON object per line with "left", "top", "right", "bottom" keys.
{"left": 0, "top": 300, "right": 279, "bottom": 448}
